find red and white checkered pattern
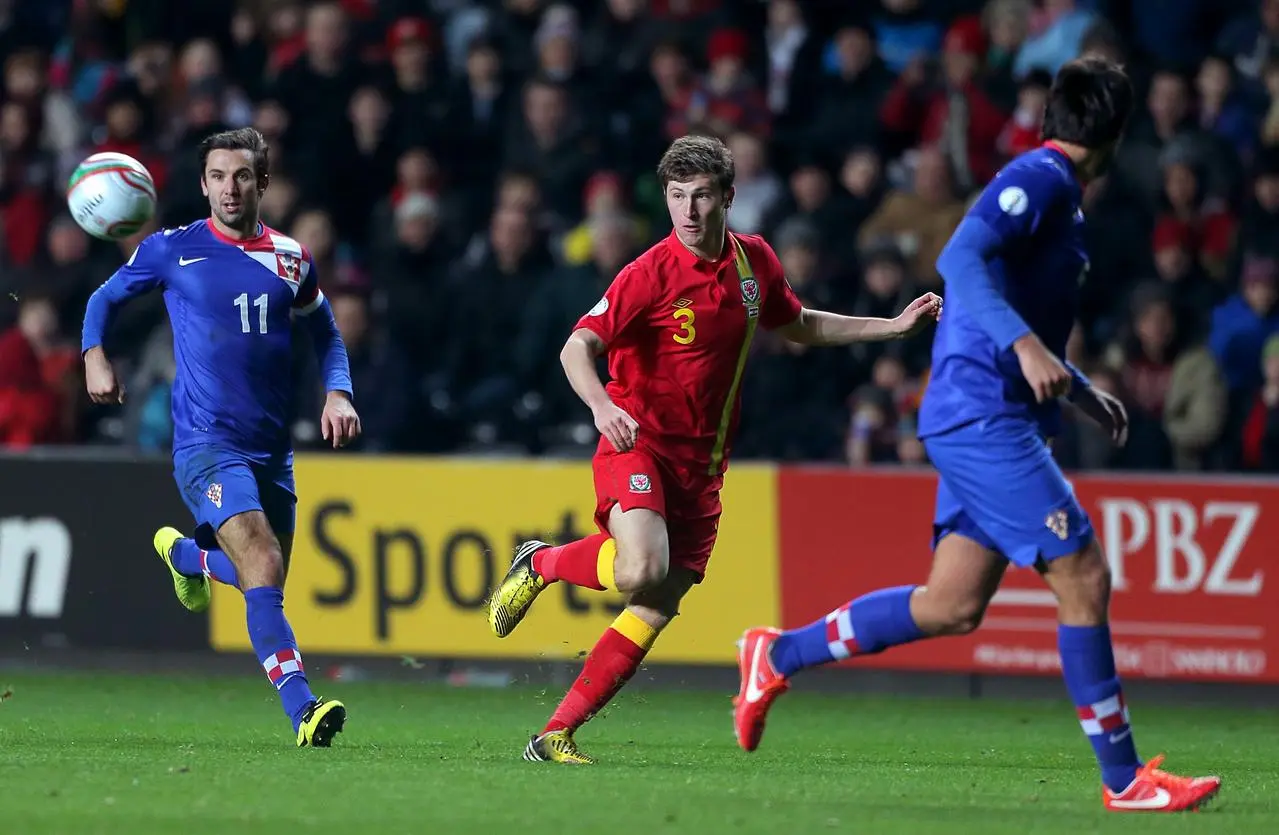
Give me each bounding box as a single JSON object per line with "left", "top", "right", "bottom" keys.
{"left": 262, "top": 648, "right": 304, "bottom": 687}
{"left": 237, "top": 228, "right": 323, "bottom": 313}
{"left": 1077, "top": 692, "right": 1129, "bottom": 736}
{"left": 824, "top": 604, "right": 860, "bottom": 660}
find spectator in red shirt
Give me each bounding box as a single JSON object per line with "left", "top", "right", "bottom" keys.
{"left": 997, "top": 69, "right": 1052, "bottom": 160}
{"left": 1154, "top": 154, "right": 1237, "bottom": 283}
{"left": 0, "top": 317, "right": 61, "bottom": 449}
{"left": 881, "top": 15, "right": 1008, "bottom": 190}
{"left": 1241, "top": 333, "right": 1279, "bottom": 470}
{"left": 680, "top": 28, "right": 771, "bottom": 140}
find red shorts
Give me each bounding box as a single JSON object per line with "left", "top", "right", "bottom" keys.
{"left": 591, "top": 443, "right": 723, "bottom": 580}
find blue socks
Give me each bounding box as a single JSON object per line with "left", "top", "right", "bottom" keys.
{"left": 171, "top": 537, "right": 240, "bottom": 588}
{"left": 1059, "top": 624, "right": 1141, "bottom": 792}
{"left": 245, "top": 586, "right": 315, "bottom": 731}
{"left": 771, "top": 585, "right": 925, "bottom": 676}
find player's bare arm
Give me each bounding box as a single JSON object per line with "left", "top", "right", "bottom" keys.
{"left": 775, "top": 293, "right": 942, "bottom": 346}
{"left": 1012, "top": 333, "right": 1073, "bottom": 402}
{"left": 1068, "top": 384, "right": 1129, "bottom": 446}
{"left": 321, "top": 391, "right": 361, "bottom": 449}
{"left": 84, "top": 345, "right": 125, "bottom": 404}
{"left": 561, "top": 328, "right": 638, "bottom": 451}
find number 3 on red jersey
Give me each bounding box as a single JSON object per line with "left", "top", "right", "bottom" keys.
{"left": 672, "top": 303, "right": 696, "bottom": 344}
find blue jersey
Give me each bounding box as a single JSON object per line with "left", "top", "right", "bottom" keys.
{"left": 919, "top": 144, "right": 1089, "bottom": 441}
{"left": 82, "top": 219, "right": 351, "bottom": 459}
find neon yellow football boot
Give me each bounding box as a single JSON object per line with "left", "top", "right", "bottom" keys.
{"left": 297, "top": 697, "right": 347, "bottom": 748}
{"left": 522, "top": 729, "right": 595, "bottom": 764}
{"left": 487, "top": 540, "right": 550, "bottom": 638}
{"left": 153, "top": 526, "right": 211, "bottom": 613}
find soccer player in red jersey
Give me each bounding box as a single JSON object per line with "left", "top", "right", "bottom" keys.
{"left": 487, "top": 135, "right": 941, "bottom": 764}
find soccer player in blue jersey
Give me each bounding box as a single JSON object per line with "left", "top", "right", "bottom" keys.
{"left": 81, "top": 127, "right": 360, "bottom": 748}
{"left": 733, "top": 58, "right": 1222, "bottom": 811}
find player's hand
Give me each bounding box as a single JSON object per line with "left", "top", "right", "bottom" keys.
{"left": 321, "top": 392, "right": 362, "bottom": 449}
{"left": 1072, "top": 386, "right": 1129, "bottom": 447}
{"left": 84, "top": 347, "right": 125, "bottom": 405}
{"left": 892, "top": 293, "right": 943, "bottom": 338}
{"left": 593, "top": 400, "right": 639, "bottom": 452}
{"left": 1013, "top": 334, "right": 1072, "bottom": 403}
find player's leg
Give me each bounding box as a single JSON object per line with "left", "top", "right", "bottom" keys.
{"left": 770, "top": 531, "right": 1006, "bottom": 672}
{"left": 161, "top": 453, "right": 298, "bottom": 592}
{"left": 734, "top": 523, "right": 1007, "bottom": 751}
{"left": 1038, "top": 541, "right": 1220, "bottom": 810}
{"left": 157, "top": 449, "right": 241, "bottom": 611}
{"left": 215, "top": 507, "right": 343, "bottom": 747}
{"left": 525, "top": 566, "right": 698, "bottom": 765}
{"left": 161, "top": 529, "right": 240, "bottom": 590}
{"left": 258, "top": 464, "right": 345, "bottom": 747}
{"left": 526, "top": 488, "right": 716, "bottom": 763}
{"left": 930, "top": 418, "right": 1218, "bottom": 809}
{"left": 487, "top": 447, "right": 670, "bottom": 637}
{"left": 536, "top": 448, "right": 672, "bottom": 592}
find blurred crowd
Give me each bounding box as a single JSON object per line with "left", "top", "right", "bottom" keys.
{"left": 4, "top": 0, "right": 1279, "bottom": 473}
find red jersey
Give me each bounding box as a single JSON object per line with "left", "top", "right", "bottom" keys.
{"left": 575, "top": 231, "right": 802, "bottom": 475}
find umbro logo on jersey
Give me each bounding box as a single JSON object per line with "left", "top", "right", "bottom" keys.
{"left": 673, "top": 298, "right": 693, "bottom": 308}
{"left": 178, "top": 257, "right": 208, "bottom": 266}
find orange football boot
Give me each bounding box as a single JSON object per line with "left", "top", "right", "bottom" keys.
{"left": 732, "top": 627, "right": 790, "bottom": 752}
{"left": 1102, "top": 754, "right": 1221, "bottom": 812}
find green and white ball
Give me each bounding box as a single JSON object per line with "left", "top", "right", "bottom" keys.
{"left": 66, "top": 152, "right": 157, "bottom": 240}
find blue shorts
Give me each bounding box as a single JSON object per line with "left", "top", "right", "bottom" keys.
{"left": 924, "top": 417, "right": 1093, "bottom": 568}
{"left": 173, "top": 445, "right": 296, "bottom": 551}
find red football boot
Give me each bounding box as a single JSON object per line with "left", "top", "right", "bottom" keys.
{"left": 1102, "top": 754, "right": 1221, "bottom": 812}
{"left": 732, "top": 627, "right": 790, "bottom": 752}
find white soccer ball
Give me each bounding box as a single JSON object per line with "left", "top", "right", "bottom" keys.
{"left": 66, "top": 152, "right": 157, "bottom": 240}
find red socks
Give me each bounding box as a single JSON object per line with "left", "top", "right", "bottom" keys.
{"left": 544, "top": 610, "right": 660, "bottom": 733}
{"left": 533, "top": 533, "right": 615, "bottom": 590}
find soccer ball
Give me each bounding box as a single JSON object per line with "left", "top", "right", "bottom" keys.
{"left": 66, "top": 152, "right": 157, "bottom": 240}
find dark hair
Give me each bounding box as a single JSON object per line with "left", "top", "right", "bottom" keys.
{"left": 1078, "top": 20, "right": 1125, "bottom": 62}
{"left": 523, "top": 73, "right": 566, "bottom": 97}
{"left": 1023, "top": 68, "right": 1054, "bottom": 91}
{"left": 657, "top": 134, "right": 735, "bottom": 191}
{"left": 1041, "top": 57, "right": 1133, "bottom": 149}
{"left": 198, "top": 127, "right": 270, "bottom": 183}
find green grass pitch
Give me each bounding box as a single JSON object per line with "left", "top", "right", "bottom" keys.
{"left": 0, "top": 670, "right": 1274, "bottom": 834}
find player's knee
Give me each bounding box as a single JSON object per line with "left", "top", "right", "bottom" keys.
{"left": 937, "top": 596, "right": 988, "bottom": 635}
{"left": 613, "top": 551, "right": 668, "bottom": 593}
{"left": 237, "top": 543, "right": 285, "bottom": 590}
{"left": 612, "top": 523, "right": 670, "bottom": 593}
{"left": 913, "top": 585, "right": 989, "bottom": 636}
